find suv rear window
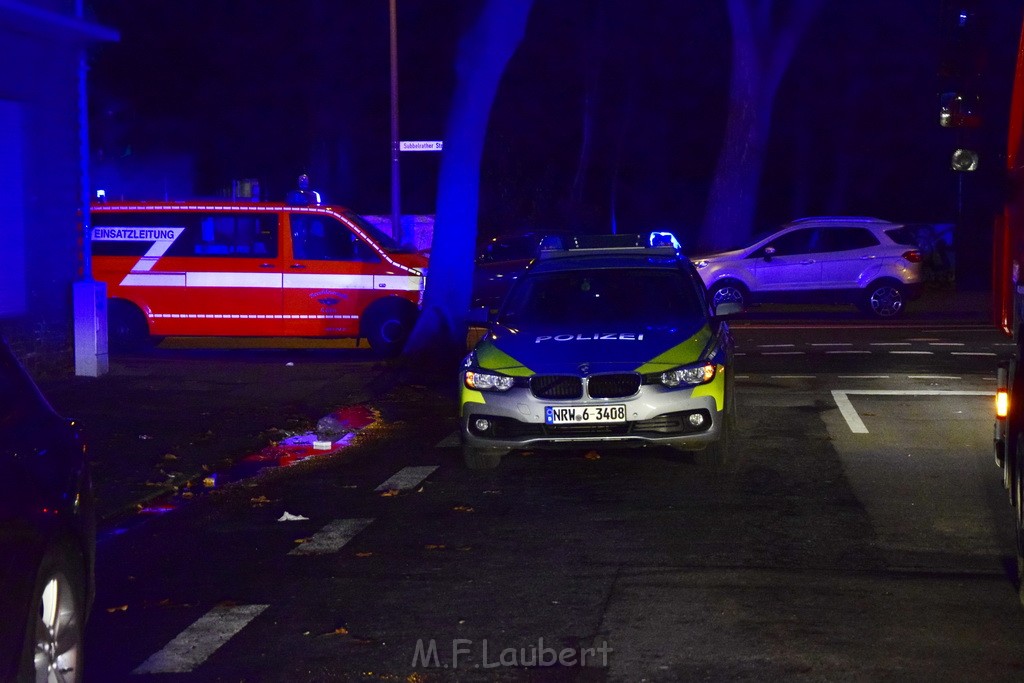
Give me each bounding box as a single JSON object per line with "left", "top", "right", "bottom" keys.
{"left": 883, "top": 226, "right": 920, "bottom": 246}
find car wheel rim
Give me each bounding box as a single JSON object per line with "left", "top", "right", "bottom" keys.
{"left": 379, "top": 319, "right": 405, "bottom": 344}
{"left": 34, "top": 572, "right": 81, "bottom": 682}
{"left": 870, "top": 287, "right": 902, "bottom": 317}
{"left": 714, "top": 287, "right": 743, "bottom": 307}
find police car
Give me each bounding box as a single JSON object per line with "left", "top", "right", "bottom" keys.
{"left": 459, "top": 235, "right": 739, "bottom": 469}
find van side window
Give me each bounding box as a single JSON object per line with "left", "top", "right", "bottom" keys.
{"left": 190, "top": 214, "right": 278, "bottom": 257}
{"left": 290, "top": 215, "right": 379, "bottom": 262}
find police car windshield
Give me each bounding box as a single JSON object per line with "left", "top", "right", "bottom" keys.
{"left": 498, "top": 268, "right": 704, "bottom": 328}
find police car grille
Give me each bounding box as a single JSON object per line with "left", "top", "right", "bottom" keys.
{"left": 587, "top": 373, "right": 641, "bottom": 399}
{"left": 543, "top": 423, "right": 629, "bottom": 437}
{"left": 530, "top": 376, "right": 583, "bottom": 400}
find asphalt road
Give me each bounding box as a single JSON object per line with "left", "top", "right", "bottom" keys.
{"left": 78, "top": 319, "right": 1024, "bottom": 682}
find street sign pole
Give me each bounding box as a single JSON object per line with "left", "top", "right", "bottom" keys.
{"left": 389, "top": 0, "right": 402, "bottom": 246}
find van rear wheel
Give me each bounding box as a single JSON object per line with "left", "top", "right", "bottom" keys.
{"left": 108, "top": 300, "right": 152, "bottom": 352}
{"left": 362, "top": 299, "right": 417, "bottom": 356}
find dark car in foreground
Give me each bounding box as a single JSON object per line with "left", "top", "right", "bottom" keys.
{"left": 0, "top": 341, "right": 94, "bottom": 682}
{"left": 460, "top": 235, "right": 738, "bottom": 469}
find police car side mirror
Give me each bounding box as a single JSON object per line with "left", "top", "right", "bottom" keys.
{"left": 763, "top": 246, "right": 776, "bottom": 261}
{"left": 713, "top": 302, "right": 743, "bottom": 318}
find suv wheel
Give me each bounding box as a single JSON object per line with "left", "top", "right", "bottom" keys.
{"left": 863, "top": 282, "right": 906, "bottom": 318}
{"left": 710, "top": 281, "right": 748, "bottom": 310}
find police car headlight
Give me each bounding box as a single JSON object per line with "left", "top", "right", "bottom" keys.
{"left": 660, "top": 362, "right": 716, "bottom": 388}
{"left": 694, "top": 260, "right": 709, "bottom": 269}
{"left": 464, "top": 370, "right": 515, "bottom": 392}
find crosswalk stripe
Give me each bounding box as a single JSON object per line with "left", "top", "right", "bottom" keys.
{"left": 132, "top": 604, "right": 268, "bottom": 674}
{"left": 374, "top": 466, "right": 438, "bottom": 492}
{"left": 289, "top": 518, "right": 373, "bottom": 556}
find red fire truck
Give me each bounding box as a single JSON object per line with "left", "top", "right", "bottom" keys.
{"left": 992, "top": 15, "right": 1024, "bottom": 592}
{"left": 89, "top": 202, "right": 427, "bottom": 355}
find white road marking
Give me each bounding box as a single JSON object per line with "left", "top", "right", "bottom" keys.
{"left": 763, "top": 351, "right": 806, "bottom": 356}
{"left": 838, "top": 375, "right": 890, "bottom": 379}
{"left": 888, "top": 350, "right": 933, "bottom": 355}
{"left": 289, "top": 518, "right": 373, "bottom": 556}
{"left": 770, "top": 375, "right": 816, "bottom": 379}
{"left": 826, "top": 350, "right": 871, "bottom": 355}
{"left": 907, "top": 375, "right": 962, "bottom": 380}
{"left": 436, "top": 432, "right": 460, "bottom": 448}
{"left": 928, "top": 342, "right": 965, "bottom": 346}
{"left": 811, "top": 343, "right": 852, "bottom": 347}
{"left": 758, "top": 344, "right": 795, "bottom": 348}
{"left": 132, "top": 604, "right": 268, "bottom": 674}
{"left": 831, "top": 390, "right": 992, "bottom": 434}
{"left": 951, "top": 351, "right": 997, "bottom": 357}
{"left": 871, "top": 342, "right": 911, "bottom": 346}
{"left": 374, "top": 466, "right": 438, "bottom": 491}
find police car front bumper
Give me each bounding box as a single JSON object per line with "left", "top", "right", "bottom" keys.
{"left": 460, "top": 382, "right": 724, "bottom": 452}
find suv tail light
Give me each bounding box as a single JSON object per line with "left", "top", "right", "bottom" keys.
{"left": 901, "top": 249, "right": 923, "bottom": 263}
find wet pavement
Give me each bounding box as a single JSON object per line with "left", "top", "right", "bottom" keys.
{"left": 35, "top": 281, "right": 993, "bottom": 526}
{"left": 38, "top": 348, "right": 428, "bottom": 524}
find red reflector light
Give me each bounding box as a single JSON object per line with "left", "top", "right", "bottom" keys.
{"left": 902, "top": 250, "right": 923, "bottom": 263}
{"left": 997, "top": 390, "right": 1010, "bottom": 419}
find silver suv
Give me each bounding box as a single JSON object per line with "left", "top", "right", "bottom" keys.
{"left": 692, "top": 216, "right": 924, "bottom": 318}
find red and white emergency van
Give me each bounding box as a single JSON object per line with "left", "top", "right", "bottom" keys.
{"left": 89, "top": 202, "right": 427, "bottom": 354}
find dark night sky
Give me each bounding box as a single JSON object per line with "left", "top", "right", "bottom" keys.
{"left": 85, "top": 0, "right": 1023, "bottom": 244}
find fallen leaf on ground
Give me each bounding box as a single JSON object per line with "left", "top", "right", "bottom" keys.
{"left": 326, "top": 627, "right": 349, "bottom": 636}
{"left": 250, "top": 495, "right": 272, "bottom": 506}
{"left": 425, "top": 544, "right": 445, "bottom": 551}
{"left": 106, "top": 604, "right": 128, "bottom": 613}
{"left": 452, "top": 505, "right": 475, "bottom": 513}
{"left": 355, "top": 551, "right": 374, "bottom": 558}
{"left": 293, "top": 538, "right": 310, "bottom": 544}
{"left": 379, "top": 489, "right": 400, "bottom": 498}
{"left": 163, "top": 453, "right": 178, "bottom": 461}
{"left": 584, "top": 451, "right": 601, "bottom": 460}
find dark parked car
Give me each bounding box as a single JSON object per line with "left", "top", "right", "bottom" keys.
{"left": 0, "top": 341, "right": 94, "bottom": 682}
{"left": 472, "top": 232, "right": 568, "bottom": 309}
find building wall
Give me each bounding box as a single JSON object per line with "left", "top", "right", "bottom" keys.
{"left": 0, "top": 3, "right": 113, "bottom": 374}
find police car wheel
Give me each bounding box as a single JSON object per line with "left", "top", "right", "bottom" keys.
{"left": 695, "top": 416, "right": 730, "bottom": 466}
{"left": 462, "top": 446, "right": 504, "bottom": 470}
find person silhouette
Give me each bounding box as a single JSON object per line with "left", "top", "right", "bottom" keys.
{"left": 286, "top": 173, "right": 322, "bottom": 205}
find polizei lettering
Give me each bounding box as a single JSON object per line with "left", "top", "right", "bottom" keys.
{"left": 534, "top": 333, "right": 644, "bottom": 343}
{"left": 93, "top": 227, "right": 181, "bottom": 241}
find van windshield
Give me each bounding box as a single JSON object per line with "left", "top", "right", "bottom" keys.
{"left": 344, "top": 212, "right": 415, "bottom": 253}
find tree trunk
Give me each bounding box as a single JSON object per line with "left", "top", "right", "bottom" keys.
{"left": 699, "top": 0, "right": 823, "bottom": 252}
{"left": 403, "top": 0, "right": 534, "bottom": 357}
